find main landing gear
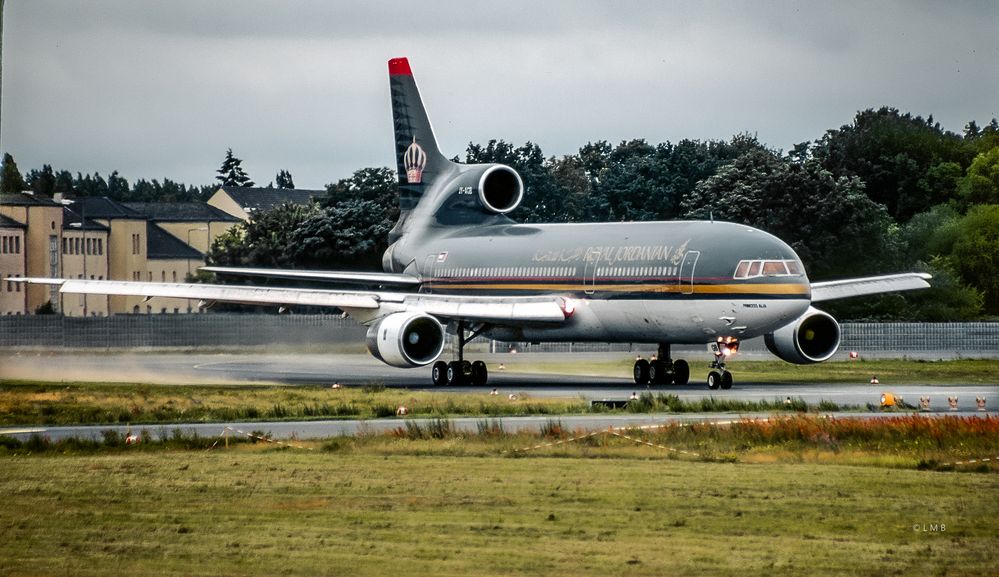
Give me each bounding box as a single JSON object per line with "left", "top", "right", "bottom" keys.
{"left": 430, "top": 321, "right": 489, "bottom": 386}
{"left": 633, "top": 344, "right": 691, "bottom": 386}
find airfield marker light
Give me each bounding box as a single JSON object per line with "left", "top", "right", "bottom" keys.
{"left": 849, "top": 351, "right": 859, "bottom": 359}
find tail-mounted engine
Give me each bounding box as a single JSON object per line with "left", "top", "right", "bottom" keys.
{"left": 365, "top": 312, "right": 445, "bottom": 368}
{"left": 764, "top": 307, "right": 841, "bottom": 364}
{"left": 477, "top": 165, "right": 524, "bottom": 214}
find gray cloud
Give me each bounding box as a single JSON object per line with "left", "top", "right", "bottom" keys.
{"left": 2, "top": 0, "right": 997, "bottom": 190}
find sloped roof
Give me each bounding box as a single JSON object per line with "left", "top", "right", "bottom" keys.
{"left": 217, "top": 186, "right": 323, "bottom": 214}
{"left": 0, "top": 213, "right": 26, "bottom": 228}
{"left": 61, "top": 207, "right": 110, "bottom": 232}
{"left": 73, "top": 197, "right": 145, "bottom": 220}
{"left": 124, "top": 202, "right": 241, "bottom": 223}
{"left": 146, "top": 222, "right": 203, "bottom": 260}
{"left": 0, "top": 192, "right": 60, "bottom": 207}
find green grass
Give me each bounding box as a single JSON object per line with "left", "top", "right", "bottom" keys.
{"left": 0, "top": 380, "right": 588, "bottom": 426}
{"left": 1, "top": 444, "right": 996, "bottom": 576}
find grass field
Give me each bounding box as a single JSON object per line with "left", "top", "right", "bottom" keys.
{"left": 1, "top": 444, "right": 997, "bottom": 577}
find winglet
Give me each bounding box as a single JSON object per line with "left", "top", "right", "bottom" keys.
{"left": 388, "top": 57, "right": 412, "bottom": 76}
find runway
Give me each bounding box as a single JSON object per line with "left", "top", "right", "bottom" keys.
{"left": 1, "top": 351, "right": 996, "bottom": 442}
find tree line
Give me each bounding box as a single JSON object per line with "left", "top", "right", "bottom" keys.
{"left": 3, "top": 108, "right": 999, "bottom": 320}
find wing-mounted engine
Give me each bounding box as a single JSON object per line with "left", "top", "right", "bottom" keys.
{"left": 365, "top": 311, "right": 446, "bottom": 368}
{"left": 764, "top": 307, "right": 841, "bottom": 364}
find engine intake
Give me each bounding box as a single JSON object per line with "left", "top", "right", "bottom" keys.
{"left": 764, "top": 307, "right": 840, "bottom": 364}
{"left": 365, "top": 312, "right": 445, "bottom": 368}
{"left": 478, "top": 165, "right": 524, "bottom": 214}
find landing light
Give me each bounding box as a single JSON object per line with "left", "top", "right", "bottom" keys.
{"left": 561, "top": 298, "right": 578, "bottom": 318}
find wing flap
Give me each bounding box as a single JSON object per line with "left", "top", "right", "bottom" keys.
{"left": 37, "top": 279, "right": 381, "bottom": 309}
{"left": 401, "top": 295, "right": 567, "bottom": 323}
{"left": 810, "top": 273, "right": 932, "bottom": 302}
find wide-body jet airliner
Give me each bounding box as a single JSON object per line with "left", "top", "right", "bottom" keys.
{"left": 20, "top": 57, "right": 930, "bottom": 389}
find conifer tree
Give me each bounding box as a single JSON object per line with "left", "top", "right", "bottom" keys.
{"left": 215, "top": 148, "right": 255, "bottom": 187}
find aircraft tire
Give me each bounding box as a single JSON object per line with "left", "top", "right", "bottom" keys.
{"left": 431, "top": 361, "right": 448, "bottom": 386}
{"left": 471, "top": 360, "right": 488, "bottom": 386}
{"left": 650, "top": 360, "right": 672, "bottom": 385}
{"left": 707, "top": 370, "right": 722, "bottom": 390}
{"left": 446, "top": 361, "right": 464, "bottom": 386}
{"left": 633, "top": 359, "right": 650, "bottom": 384}
{"left": 673, "top": 360, "right": 690, "bottom": 386}
{"left": 721, "top": 371, "right": 733, "bottom": 390}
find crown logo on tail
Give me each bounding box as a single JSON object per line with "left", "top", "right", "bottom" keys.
{"left": 404, "top": 136, "right": 427, "bottom": 184}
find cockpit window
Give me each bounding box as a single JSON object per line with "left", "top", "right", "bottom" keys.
{"left": 734, "top": 259, "right": 804, "bottom": 279}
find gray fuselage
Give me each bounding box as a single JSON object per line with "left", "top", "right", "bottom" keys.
{"left": 390, "top": 219, "right": 812, "bottom": 344}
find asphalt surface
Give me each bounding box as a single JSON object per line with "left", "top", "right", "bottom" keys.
{"left": 1, "top": 351, "right": 996, "bottom": 442}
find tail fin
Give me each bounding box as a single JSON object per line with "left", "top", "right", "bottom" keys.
{"left": 389, "top": 57, "right": 451, "bottom": 212}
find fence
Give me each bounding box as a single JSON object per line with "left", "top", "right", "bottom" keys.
{"left": 0, "top": 314, "right": 365, "bottom": 348}
{"left": 0, "top": 315, "right": 997, "bottom": 356}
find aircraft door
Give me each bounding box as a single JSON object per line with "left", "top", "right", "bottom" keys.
{"left": 421, "top": 254, "right": 436, "bottom": 294}
{"left": 583, "top": 261, "right": 597, "bottom": 295}
{"left": 678, "top": 251, "right": 700, "bottom": 295}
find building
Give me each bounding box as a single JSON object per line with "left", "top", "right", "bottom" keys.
{"left": 0, "top": 194, "right": 222, "bottom": 316}
{"left": 1, "top": 188, "right": 322, "bottom": 316}
{"left": 124, "top": 202, "right": 240, "bottom": 254}
{"left": 0, "top": 193, "right": 65, "bottom": 313}
{"left": 0, "top": 212, "right": 27, "bottom": 314}
{"left": 60, "top": 205, "right": 110, "bottom": 317}
{"left": 207, "top": 186, "right": 322, "bottom": 221}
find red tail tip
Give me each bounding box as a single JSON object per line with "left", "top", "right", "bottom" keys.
{"left": 388, "top": 57, "right": 412, "bottom": 76}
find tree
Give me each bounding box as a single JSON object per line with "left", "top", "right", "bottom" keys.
{"left": 207, "top": 202, "right": 318, "bottom": 268}
{"left": 950, "top": 204, "right": 999, "bottom": 314}
{"left": 275, "top": 169, "right": 295, "bottom": 189}
{"left": 215, "top": 148, "right": 255, "bottom": 187}
{"left": 812, "top": 107, "right": 974, "bottom": 222}
{"left": 0, "top": 153, "right": 27, "bottom": 193}
{"left": 957, "top": 146, "right": 999, "bottom": 206}
{"left": 25, "top": 164, "right": 56, "bottom": 196}
{"left": 681, "top": 146, "right": 898, "bottom": 279}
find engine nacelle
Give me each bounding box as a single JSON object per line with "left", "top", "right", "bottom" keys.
{"left": 764, "top": 307, "right": 841, "bottom": 364}
{"left": 477, "top": 164, "right": 524, "bottom": 214}
{"left": 365, "top": 312, "right": 445, "bottom": 368}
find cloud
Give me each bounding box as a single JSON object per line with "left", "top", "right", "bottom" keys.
{"left": 2, "top": 0, "right": 997, "bottom": 189}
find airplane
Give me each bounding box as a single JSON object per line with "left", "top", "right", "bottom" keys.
{"left": 18, "top": 57, "right": 931, "bottom": 389}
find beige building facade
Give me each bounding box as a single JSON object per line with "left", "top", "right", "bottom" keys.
{"left": 0, "top": 214, "right": 27, "bottom": 314}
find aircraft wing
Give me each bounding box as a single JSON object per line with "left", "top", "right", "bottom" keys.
{"left": 15, "top": 278, "right": 568, "bottom": 324}
{"left": 200, "top": 266, "right": 421, "bottom": 286}
{"left": 810, "top": 273, "right": 932, "bottom": 302}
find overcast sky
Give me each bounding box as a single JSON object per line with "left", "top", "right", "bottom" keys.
{"left": 2, "top": 0, "right": 997, "bottom": 190}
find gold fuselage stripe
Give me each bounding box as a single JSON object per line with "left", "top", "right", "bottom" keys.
{"left": 431, "top": 281, "right": 810, "bottom": 296}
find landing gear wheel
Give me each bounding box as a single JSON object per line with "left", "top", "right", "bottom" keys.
{"left": 707, "top": 370, "right": 722, "bottom": 390}
{"left": 431, "top": 361, "right": 448, "bottom": 386}
{"left": 650, "top": 360, "right": 673, "bottom": 385}
{"left": 633, "top": 359, "right": 650, "bottom": 384}
{"left": 471, "top": 360, "right": 488, "bottom": 386}
{"left": 673, "top": 359, "right": 690, "bottom": 386}
{"left": 720, "top": 371, "right": 733, "bottom": 390}
{"left": 446, "top": 361, "right": 465, "bottom": 386}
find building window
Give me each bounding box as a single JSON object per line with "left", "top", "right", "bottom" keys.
{"left": 14, "top": 236, "right": 19, "bottom": 254}
{"left": 172, "top": 271, "right": 177, "bottom": 282}
{"left": 3, "top": 236, "right": 8, "bottom": 253}
{"left": 97, "top": 238, "right": 103, "bottom": 255}
{"left": 161, "top": 271, "right": 166, "bottom": 282}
